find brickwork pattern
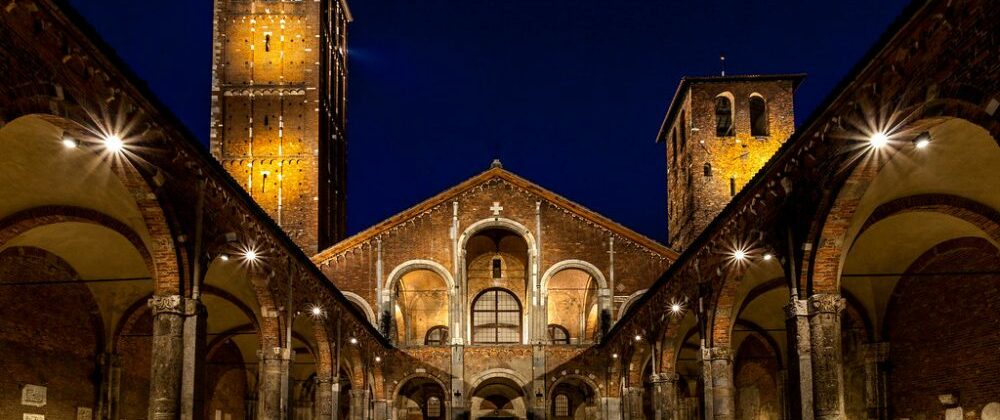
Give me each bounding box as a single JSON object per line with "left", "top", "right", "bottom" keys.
{"left": 0, "top": 247, "right": 102, "bottom": 418}
{"left": 886, "top": 237, "right": 1000, "bottom": 419}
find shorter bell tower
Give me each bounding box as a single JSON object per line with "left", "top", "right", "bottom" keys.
{"left": 657, "top": 74, "right": 804, "bottom": 250}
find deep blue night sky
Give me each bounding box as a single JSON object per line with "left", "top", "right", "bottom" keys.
{"left": 66, "top": 0, "right": 909, "bottom": 242}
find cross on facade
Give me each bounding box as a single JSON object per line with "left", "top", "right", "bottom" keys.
{"left": 490, "top": 201, "right": 503, "bottom": 216}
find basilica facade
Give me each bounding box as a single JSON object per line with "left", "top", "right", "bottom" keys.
{"left": 0, "top": 1, "right": 998, "bottom": 420}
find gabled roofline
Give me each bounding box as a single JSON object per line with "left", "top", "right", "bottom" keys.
{"left": 654, "top": 73, "right": 807, "bottom": 143}
{"left": 313, "top": 167, "right": 679, "bottom": 262}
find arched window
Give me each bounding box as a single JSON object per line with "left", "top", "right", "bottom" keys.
{"left": 749, "top": 94, "right": 768, "bottom": 136}
{"left": 547, "top": 324, "right": 570, "bottom": 345}
{"left": 715, "top": 95, "right": 735, "bottom": 137}
{"left": 554, "top": 394, "right": 570, "bottom": 417}
{"left": 424, "top": 325, "right": 449, "bottom": 346}
{"left": 703, "top": 162, "right": 713, "bottom": 177}
{"left": 427, "top": 396, "right": 442, "bottom": 418}
{"left": 471, "top": 288, "right": 521, "bottom": 344}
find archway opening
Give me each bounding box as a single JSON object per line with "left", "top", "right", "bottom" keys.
{"left": 392, "top": 268, "right": 449, "bottom": 347}
{"left": 546, "top": 268, "right": 600, "bottom": 344}
{"left": 471, "top": 376, "right": 526, "bottom": 420}
{"left": 395, "top": 376, "right": 447, "bottom": 420}
{"left": 550, "top": 376, "right": 596, "bottom": 419}
{"left": 466, "top": 228, "right": 529, "bottom": 344}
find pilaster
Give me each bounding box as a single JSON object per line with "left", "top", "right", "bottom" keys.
{"left": 863, "top": 343, "right": 889, "bottom": 420}
{"left": 97, "top": 353, "right": 122, "bottom": 420}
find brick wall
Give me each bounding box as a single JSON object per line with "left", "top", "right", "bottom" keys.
{"left": 206, "top": 340, "right": 249, "bottom": 419}
{"left": 886, "top": 237, "right": 1000, "bottom": 419}
{"left": 0, "top": 247, "right": 101, "bottom": 418}
{"left": 733, "top": 335, "right": 780, "bottom": 420}
{"left": 118, "top": 308, "right": 153, "bottom": 419}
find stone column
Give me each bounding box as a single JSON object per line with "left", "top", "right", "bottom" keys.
{"left": 785, "top": 298, "right": 814, "bottom": 420}
{"left": 649, "top": 373, "right": 677, "bottom": 420}
{"left": 706, "top": 348, "right": 734, "bottom": 420}
{"left": 372, "top": 399, "right": 390, "bottom": 420}
{"left": 808, "top": 294, "right": 845, "bottom": 420}
{"left": 349, "top": 389, "right": 371, "bottom": 420}
{"left": 258, "top": 347, "right": 293, "bottom": 420}
{"left": 863, "top": 343, "right": 889, "bottom": 420}
{"left": 600, "top": 396, "right": 622, "bottom": 420}
{"left": 148, "top": 295, "right": 198, "bottom": 420}
{"left": 622, "top": 387, "right": 643, "bottom": 420}
{"left": 97, "top": 353, "right": 122, "bottom": 420}
{"left": 315, "top": 377, "right": 334, "bottom": 420}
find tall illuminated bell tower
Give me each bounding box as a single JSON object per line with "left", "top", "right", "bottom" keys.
{"left": 211, "top": 0, "right": 350, "bottom": 254}
{"left": 657, "top": 74, "right": 804, "bottom": 251}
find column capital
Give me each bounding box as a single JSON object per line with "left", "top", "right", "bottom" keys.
{"left": 258, "top": 347, "right": 294, "bottom": 361}
{"left": 704, "top": 346, "right": 733, "bottom": 361}
{"left": 648, "top": 373, "right": 678, "bottom": 384}
{"left": 148, "top": 294, "right": 200, "bottom": 316}
{"left": 316, "top": 376, "right": 334, "bottom": 385}
{"left": 784, "top": 298, "right": 809, "bottom": 319}
{"left": 807, "top": 293, "right": 845, "bottom": 315}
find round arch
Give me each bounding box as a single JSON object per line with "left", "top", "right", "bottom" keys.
{"left": 390, "top": 373, "right": 451, "bottom": 405}
{"left": 458, "top": 217, "right": 537, "bottom": 255}
{"left": 468, "top": 368, "right": 531, "bottom": 392}
{"left": 459, "top": 217, "right": 539, "bottom": 344}
{"left": 341, "top": 291, "right": 377, "bottom": 326}
{"left": 385, "top": 259, "right": 456, "bottom": 293}
{"left": 617, "top": 289, "right": 647, "bottom": 321}
{"left": 808, "top": 117, "right": 999, "bottom": 294}
{"left": 540, "top": 259, "right": 608, "bottom": 293}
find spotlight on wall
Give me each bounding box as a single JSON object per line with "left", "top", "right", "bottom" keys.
{"left": 349, "top": 337, "right": 358, "bottom": 345}
{"left": 634, "top": 335, "right": 642, "bottom": 342}
{"left": 913, "top": 131, "right": 931, "bottom": 149}
{"left": 103, "top": 135, "right": 124, "bottom": 153}
{"left": 762, "top": 253, "right": 773, "bottom": 261}
{"left": 732, "top": 249, "right": 747, "bottom": 261}
{"left": 219, "top": 253, "right": 230, "bottom": 261}
{"left": 670, "top": 303, "right": 683, "bottom": 314}
{"left": 868, "top": 132, "right": 889, "bottom": 148}
{"left": 310, "top": 305, "right": 324, "bottom": 317}
{"left": 242, "top": 249, "right": 258, "bottom": 262}
{"left": 374, "top": 356, "right": 381, "bottom": 363}
{"left": 62, "top": 136, "right": 80, "bottom": 149}
{"left": 611, "top": 353, "right": 618, "bottom": 359}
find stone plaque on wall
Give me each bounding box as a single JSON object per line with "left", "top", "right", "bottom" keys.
{"left": 21, "top": 384, "right": 47, "bottom": 407}
{"left": 24, "top": 414, "right": 45, "bottom": 420}
{"left": 77, "top": 407, "right": 93, "bottom": 420}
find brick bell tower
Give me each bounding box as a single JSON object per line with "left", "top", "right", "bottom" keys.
{"left": 657, "top": 74, "right": 804, "bottom": 251}
{"left": 210, "top": 0, "right": 351, "bottom": 254}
